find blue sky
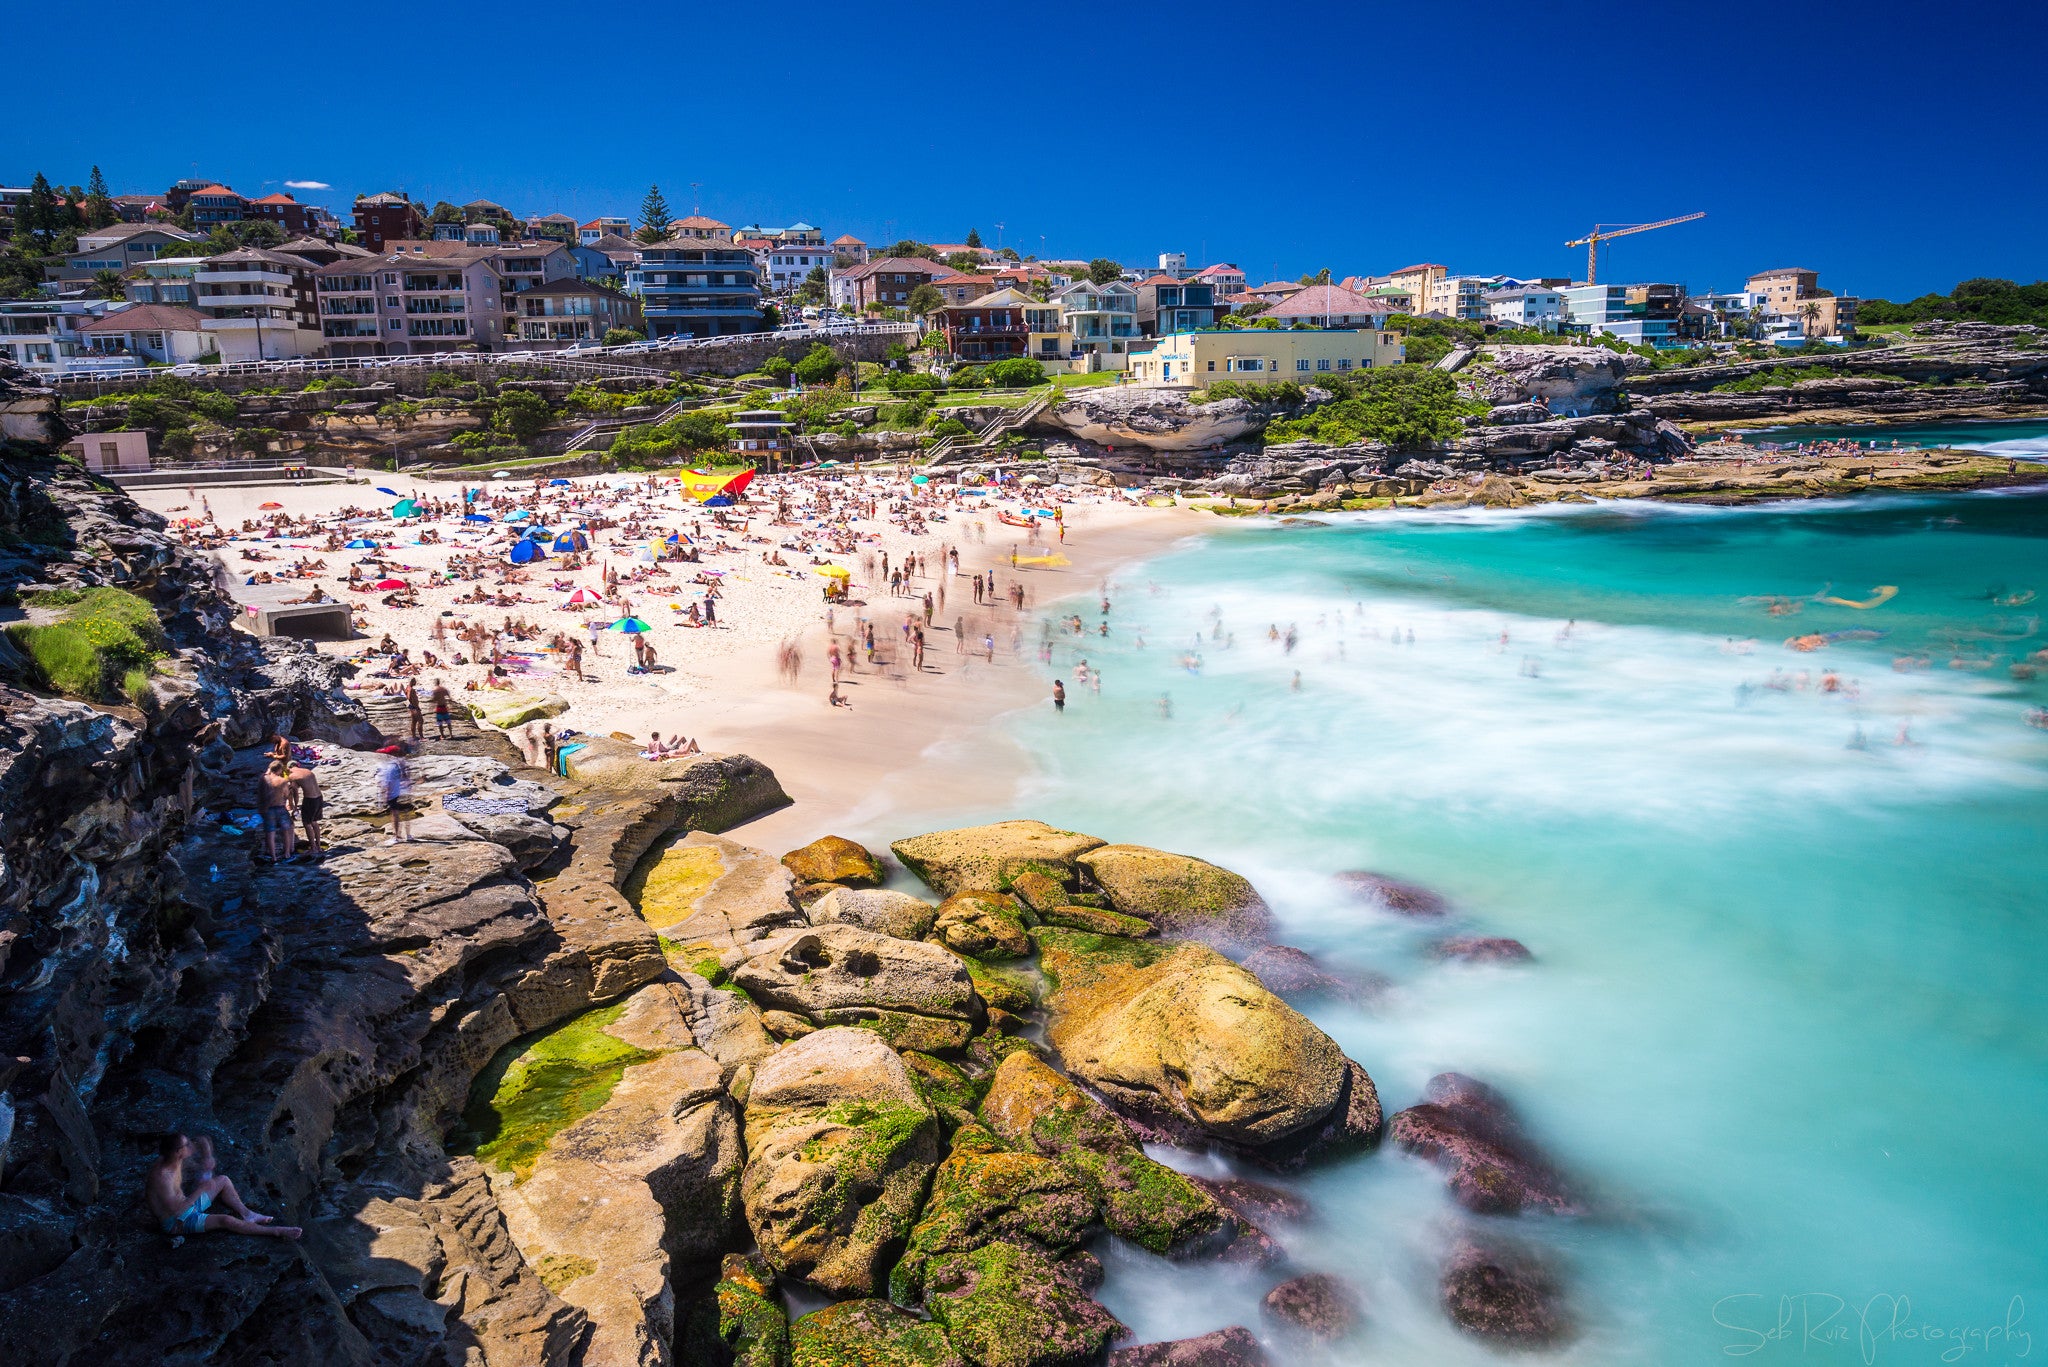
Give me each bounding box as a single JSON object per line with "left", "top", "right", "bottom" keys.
{"left": 6, "top": 0, "right": 2041, "bottom": 300}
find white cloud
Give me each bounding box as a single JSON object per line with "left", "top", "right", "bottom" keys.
{"left": 284, "top": 180, "right": 331, "bottom": 190}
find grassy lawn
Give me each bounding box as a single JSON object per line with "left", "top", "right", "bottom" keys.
{"left": 932, "top": 387, "right": 1045, "bottom": 409}
{"left": 1052, "top": 370, "right": 1126, "bottom": 389}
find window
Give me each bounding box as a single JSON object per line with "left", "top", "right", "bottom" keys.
{"left": 1295, "top": 359, "right": 1310, "bottom": 372}
{"left": 1316, "top": 358, "right": 1331, "bottom": 371}
{"left": 1207, "top": 360, "right": 1216, "bottom": 371}
{"left": 1337, "top": 358, "right": 1351, "bottom": 371}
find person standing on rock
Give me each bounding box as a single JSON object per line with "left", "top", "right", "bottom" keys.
{"left": 380, "top": 756, "right": 414, "bottom": 845}
{"left": 257, "top": 759, "right": 296, "bottom": 863}
{"left": 430, "top": 679, "right": 454, "bottom": 740}
{"left": 148, "top": 1134, "right": 299, "bottom": 1242}
{"left": 290, "top": 759, "right": 325, "bottom": 860}
{"left": 404, "top": 680, "right": 424, "bottom": 741}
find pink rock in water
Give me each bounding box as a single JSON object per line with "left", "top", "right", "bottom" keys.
{"left": 1333, "top": 870, "right": 1450, "bottom": 916}
{"left": 1390, "top": 1073, "right": 1579, "bottom": 1216}
{"left": 1432, "top": 935, "right": 1534, "bottom": 964}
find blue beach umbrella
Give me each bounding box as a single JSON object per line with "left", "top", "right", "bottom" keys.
{"left": 375, "top": 487, "right": 401, "bottom": 497}
{"left": 548, "top": 478, "right": 571, "bottom": 486}
{"left": 463, "top": 512, "right": 492, "bottom": 523}
{"left": 508, "top": 539, "right": 541, "bottom": 565}
{"left": 609, "top": 616, "right": 653, "bottom": 633}
{"left": 345, "top": 538, "right": 379, "bottom": 549}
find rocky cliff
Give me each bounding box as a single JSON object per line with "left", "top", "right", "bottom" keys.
{"left": 1622, "top": 322, "right": 2048, "bottom": 428}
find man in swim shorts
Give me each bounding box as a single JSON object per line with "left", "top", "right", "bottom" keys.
{"left": 145, "top": 1133, "right": 300, "bottom": 1241}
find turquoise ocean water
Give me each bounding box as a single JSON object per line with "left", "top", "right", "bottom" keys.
{"left": 861, "top": 481, "right": 2048, "bottom": 1363}
{"left": 1740, "top": 417, "right": 2048, "bottom": 459}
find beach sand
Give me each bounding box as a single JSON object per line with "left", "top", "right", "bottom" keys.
{"left": 134, "top": 471, "right": 1204, "bottom": 854}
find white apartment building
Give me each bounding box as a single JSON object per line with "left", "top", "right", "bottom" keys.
{"left": 764, "top": 243, "right": 837, "bottom": 294}
{"left": 1486, "top": 286, "right": 1565, "bottom": 329}
{"left": 192, "top": 249, "right": 324, "bottom": 361}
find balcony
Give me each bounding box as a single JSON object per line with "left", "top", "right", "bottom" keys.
{"left": 404, "top": 298, "right": 469, "bottom": 315}
{"left": 196, "top": 269, "right": 292, "bottom": 286}
{"left": 322, "top": 322, "right": 380, "bottom": 338}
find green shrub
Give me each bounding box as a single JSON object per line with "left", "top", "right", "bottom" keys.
{"left": 926, "top": 417, "right": 972, "bottom": 438}
{"left": 8, "top": 587, "right": 165, "bottom": 701}
{"left": 982, "top": 357, "right": 1044, "bottom": 388}
{"left": 793, "top": 343, "right": 841, "bottom": 385}
{"left": 602, "top": 327, "right": 645, "bottom": 346}
{"left": 189, "top": 390, "right": 237, "bottom": 422}
{"left": 1266, "top": 366, "right": 1482, "bottom": 450}
{"left": 425, "top": 370, "right": 467, "bottom": 393}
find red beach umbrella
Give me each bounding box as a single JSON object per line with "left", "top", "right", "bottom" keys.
{"left": 373, "top": 577, "right": 408, "bottom": 590}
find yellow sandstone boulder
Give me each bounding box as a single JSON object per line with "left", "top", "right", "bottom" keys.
{"left": 780, "top": 835, "right": 883, "bottom": 888}
{"left": 1075, "top": 844, "right": 1272, "bottom": 944}
{"left": 891, "top": 821, "right": 1105, "bottom": 897}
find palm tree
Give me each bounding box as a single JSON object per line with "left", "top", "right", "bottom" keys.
{"left": 1801, "top": 299, "right": 1824, "bottom": 338}
{"left": 89, "top": 268, "right": 125, "bottom": 300}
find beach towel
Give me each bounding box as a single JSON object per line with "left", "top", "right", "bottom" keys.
{"left": 553, "top": 742, "right": 588, "bottom": 777}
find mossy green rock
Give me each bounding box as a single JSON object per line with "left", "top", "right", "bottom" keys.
{"left": 922, "top": 1242, "right": 1126, "bottom": 1367}
{"left": 950, "top": 953, "right": 1039, "bottom": 1015}
{"left": 473, "top": 692, "right": 569, "bottom": 729}
{"left": 743, "top": 1028, "right": 943, "bottom": 1297}
{"left": 782, "top": 835, "right": 885, "bottom": 888}
{"left": 978, "top": 1051, "right": 1226, "bottom": 1255}
{"left": 1039, "top": 904, "right": 1155, "bottom": 938}
{"left": 680, "top": 1251, "right": 790, "bottom": 1367}
{"left": 935, "top": 891, "right": 1033, "bottom": 961}
{"left": 1038, "top": 934, "right": 1351, "bottom": 1150}
{"left": 892, "top": 821, "right": 1106, "bottom": 897}
{"left": 1075, "top": 845, "right": 1272, "bottom": 945}
{"left": 791, "top": 1298, "right": 965, "bottom": 1367}
{"left": 891, "top": 1144, "right": 1097, "bottom": 1302}
{"left": 902, "top": 1051, "right": 991, "bottom": 1131}
{"left": 1005, "top": 870, "right": 1069, "bottom": 914}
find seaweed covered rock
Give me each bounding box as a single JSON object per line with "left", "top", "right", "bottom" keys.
{"left": 1039, "top": 904, "right": 1154, "bottom": 938}
{"left": 1389, "top": 1073, "right": 1577, "bottom": 1216}
{"left": 1261, "top": 1272, "right": 1363, "bottom": 1341}
{"left": 808, "top": 886, "right": 939, "bottom": 941}
{"left": 741, "top": 1028, "right": 942, "bottom": 1296}
{"left": 978, "top": 1051, "right": 1230, "bottom": 1255}
{"left": 901, "top": 1053, "right": 992, "bottom": 1132}
{"left": 1036, "top": 930, "right": 1374, "bottom": 1158}
{"left": 791, "top": 1298, "right": 966, "bottom": 1367}
{"left": 473, "top": 984, "right": 744, "bottom": 1365}
{"left": 678, "top": 1251, "right": 790, "bottom": 1367}
{"left": 922, "top": 1242, "right": 1126, "bottom": 1367}
{"left": 629, "top": 829, "right": 806, "bottom": 948}
{"left": 1074, "top": 845, "right": 1272, "bottom": 945}
{"left": 782, "top": 835, "right": 884, "bottom": 888}
{"left": 892, "top": 821, "right": 1106, "bottom": 897}
{"left": 734, "top": 924, "right": 986, "bottom": 1053}
{"left": 891, "top": 1134, "right": 1098, "bottom": 1300}
{"left": 934, "top": 890, "right": 1034, "bottom": 960}
{"left": 1109, "top": 1327, "right": 1269, "bottom": 1366}
{"left": 1440, "top": 1236, "right": 1571, "bottom": 1347}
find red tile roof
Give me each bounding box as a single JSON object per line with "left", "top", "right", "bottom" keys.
{"left": 672, "top": 215, "right": 729, "bottom": 230}
{"left": 190, "top": 185, "right": 240, "bottom": 198}
{"left": 832, "top": 234, "right": 866, "bottom": 245}
{"left": 251, "top": 192, "right": 298, "bottom": 206}
{"left": 1386, "top": 263, "right": 1446, "bottom": 275}
{"left": 1263, "top": 283, "right": 1395, "bottom": 318}
{"left": 79, "top": 304, "right": 208, "bottom": 333}
{"left": 1136, "top": 274, "right": 1182, "bottom": 286}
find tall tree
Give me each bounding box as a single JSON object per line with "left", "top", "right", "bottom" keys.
{"left": 84, "top": 166, "right": 118, "bottom": 229}
{"left": 964, "top": 228, "right": 982, "bottom": 249}
{"left": 637, "top": 184, "right": 672, "bottom": 243}
{"left": 21, "top": 172, "right": 60, "bottom": 249}
{"left": 1086, "top": 258, "right": 1123, "bottom": 285}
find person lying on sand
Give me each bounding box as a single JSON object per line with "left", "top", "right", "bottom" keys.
{"left": 147, "top": 1134, "right": 300, "bottom": 1241}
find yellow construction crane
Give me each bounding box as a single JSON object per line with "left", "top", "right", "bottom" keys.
{"left": 1565, "top": 212, "right": 1705, "bottom": 285}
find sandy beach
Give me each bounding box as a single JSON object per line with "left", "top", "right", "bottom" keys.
{"left": 133, "top": 469, "right": 1206, "bottom": 849}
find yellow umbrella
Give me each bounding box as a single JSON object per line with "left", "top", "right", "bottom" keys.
{"left": 814, "top": 565, "right": 852, "bottom": 579}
